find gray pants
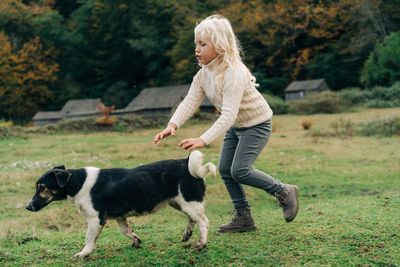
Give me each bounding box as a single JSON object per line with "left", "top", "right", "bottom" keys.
{"left": 219, "top": 120, "right": 284, "bottom": 210}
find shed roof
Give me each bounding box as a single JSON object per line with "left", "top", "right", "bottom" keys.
{"left": 284, "top": 79, "right": 326, "bottom": 92}
{"left": 61, "top": 98, "right": 102, "bottom": 116}
{"left": 33, "top": 98, "right": 103, "bottom": 121}
{"left": 124, "top": 84, "right": 213, "bottom": 112}
{"left": 32, "top": 111, "right": 63, "bottom": 120}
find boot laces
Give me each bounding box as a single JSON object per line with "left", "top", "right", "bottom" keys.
{"left": 274, "top": 186, "right": 291, "bottom": 207}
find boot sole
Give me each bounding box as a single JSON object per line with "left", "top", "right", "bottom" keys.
{"left": 285, "top": 186, "right": 299, "bottom": 222}
{"left": 218, "top": 225, "right": 257, "bottom": 233}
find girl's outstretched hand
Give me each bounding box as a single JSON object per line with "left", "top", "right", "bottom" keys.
{"left": 154, "top": 123, "right": 177, "bottom": 144}
{"left": 179, "top": 138, "right": 206, "bottom": 151}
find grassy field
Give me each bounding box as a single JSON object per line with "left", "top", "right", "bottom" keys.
{"left": 0, "top": 108, "right": 399, "bottom": 266}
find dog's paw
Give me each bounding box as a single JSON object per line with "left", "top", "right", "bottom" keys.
{"left": 181, "top": 236, "right": 189, "bottom": 242}
{"left": 132, "top": 237, "right": 142, "bottom": 248}
{"left": 181, "top": 232, "right": 193, "bottom": 242}
{"left": 193, "top": 242, "right": 206, "bottom": 251}
{"left": 182, "top": 242, "right": 191, "bottom": 249}
{"left": 131, "top": 242, "right": 141, "bottom": 248}
{"left": 73, "top": 252, "right": 90, "bottom": 258}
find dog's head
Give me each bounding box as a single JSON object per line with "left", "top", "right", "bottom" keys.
{"left": 26, "top": 166, "right": 71, "bottom": 212}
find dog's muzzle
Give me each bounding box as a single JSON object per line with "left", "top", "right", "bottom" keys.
{"left": 26, "top": 201, "right": 36, "bottom": 212}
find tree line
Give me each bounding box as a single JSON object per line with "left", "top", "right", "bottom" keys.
{"left": 0, "top": 0, "right": 399, "bottom": 122}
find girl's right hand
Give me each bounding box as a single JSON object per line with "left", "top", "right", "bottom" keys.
{"left": 153, "top": 123, "right": 177, "bottom": 144}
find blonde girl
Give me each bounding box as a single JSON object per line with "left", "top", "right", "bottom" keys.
{"left": 154, "top": 15, "right": 299, "bottom": 232}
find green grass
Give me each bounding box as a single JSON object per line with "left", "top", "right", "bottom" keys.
{"left": 1, "top": 108, "right": 400, "bottom": 266}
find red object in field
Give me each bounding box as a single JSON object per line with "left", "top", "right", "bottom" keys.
{"left": 96, "top": 104, "right": 115, "bottom": 125}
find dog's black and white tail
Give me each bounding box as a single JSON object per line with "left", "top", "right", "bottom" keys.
{"left": 188, "top": 150, "right": 216, "bottom": 179}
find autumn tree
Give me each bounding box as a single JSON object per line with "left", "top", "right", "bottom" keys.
{"left": 264, "top": 1, "right": 353, "bottom": 81}
{"left": 0, "top": 0, "right": 36, "bottom": 45}
{"left": 218, "top": 0, "right": 287, "bottom": 94}
{"left": 0, "top": 32, "right": 58, "bottom": 122}
{"left": 168, "top": 0, "right": 208, "bottom": 84}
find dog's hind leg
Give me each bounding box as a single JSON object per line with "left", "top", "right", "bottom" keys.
{"left": 181, "top": 202, "right": 209, "bottom": 250}
{"left": 181, "top": 218, "right": 195, "bottom": 242}
{"left": 116, "top": 217, "right": 142, "bottom": 248}
{"left": 169, "top": 202, "right": 195, "bottom": 242}
{"left": 74, "top": 217, "right": 104, "bottom": 257}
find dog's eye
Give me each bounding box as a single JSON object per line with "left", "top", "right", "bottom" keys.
{"left": 36, "top": 184, "right": 46, "bottom": 191}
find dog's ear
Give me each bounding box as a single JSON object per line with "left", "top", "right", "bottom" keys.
{"left": 52, "top": 165, "right": 66, "bottom": 170}
{"left": 51, "top": 169, "right": 71, "bottom": 188}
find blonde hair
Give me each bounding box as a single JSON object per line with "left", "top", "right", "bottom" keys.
{"left": 194, "top": 15, "right": 258, "bottom": 86}
{"left": 195, "top": 15, "right": 242, "bottom": 68}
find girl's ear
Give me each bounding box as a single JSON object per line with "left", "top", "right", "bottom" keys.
{"left": 216, "top": 47, "right": 224, "bottom": 54}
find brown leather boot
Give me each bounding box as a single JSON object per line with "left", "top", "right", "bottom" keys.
{"left": 274, "top": 184, "right": 299, "bottom": 222}
{"left": 219, "top": 208, "right": 257, "bottom": 233}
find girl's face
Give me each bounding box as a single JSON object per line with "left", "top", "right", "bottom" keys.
{"left": 195, "top": 37, "right": 218, "bottom": 65}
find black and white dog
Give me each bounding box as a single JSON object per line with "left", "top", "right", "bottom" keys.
{"left": 26, "top": 151, "right": 216, "bottom": 257}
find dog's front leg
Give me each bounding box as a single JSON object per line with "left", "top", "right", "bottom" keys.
{"left": 116, "top": 217, "right": 142, "bottom": 248}
{"left": 74, "top": 217, "right": 104, "bottom": 258}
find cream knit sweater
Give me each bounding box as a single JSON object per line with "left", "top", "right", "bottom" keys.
{"left": 169, "top": 59, "right": 273, "bottom": 145}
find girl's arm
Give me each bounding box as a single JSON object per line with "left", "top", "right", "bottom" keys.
{"left": 168, "top": 71, "right": 205, "bottom": 129}
{"left": 199, "top": 68, "right": 245, "bottom": 145}
{"left": 154, "top": 71, "right": 205, "bottom": 145}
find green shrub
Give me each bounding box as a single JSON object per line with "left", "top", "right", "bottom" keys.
{"left": 338, "top": 82, "right": 400, "bottom": 108}
{"left": 363, "top": 99, "right": 398, "bottom": 108}
{"left": 308, "top": 118, "right": 357, "bottom": 138}
{"left": 0, "top": 126, "right": 25, "bottom": 139}
{"left": 360, "top": 116, "right": 400, "bottom": 137}
{"left": 368, "top": 84, "right": 400, "bottom": 100}
{"left": 289, "top": 91, "right": 343, "bottom": 114}
{"left": 330, "top": 118, "right": 357, "bottom": 137}
{"left": 337, "top": 87, "right": 368, "bottom": 106}
{"left": 0, "top": 126, "right": 11, "bottom": 139}
{"left": 362, "top": 83, "right": 400, "bottom": 108}
{"left": 263, "top": 94, "right": 289, "bottom": 114}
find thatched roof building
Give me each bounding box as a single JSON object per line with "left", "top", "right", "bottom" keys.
{"left": 32, "top": 111, "right": 63, "bottom": 126}
{"left": 33, "top": 99, "right": 103, "bottom": 126}
{"left": 118, "top": 84, "right": 214, "bottom": 115}
{"left": 61, "top": 99, "right": 103, "bottom": 119}
{"left": 33, "top": 84, "right": 217, "bottom": 126}
{"left": 285, "top": 79, "right": 330, "bottom": 101}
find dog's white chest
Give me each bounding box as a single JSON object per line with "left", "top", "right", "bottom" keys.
{"left": 71, "top": 167, "right": 100, "bottom": 218}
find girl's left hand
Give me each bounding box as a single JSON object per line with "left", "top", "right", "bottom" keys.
{"left": 178, "top": 138, "right": 206, "bottom": 151}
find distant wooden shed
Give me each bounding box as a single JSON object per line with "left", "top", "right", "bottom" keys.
{"left": 119, "top": 84, "right": 214, "bottom": 115}
{"left": 61, "top": 99, "right": 103, "bottom": 119}
{"left": 32, "top": 111, "right": 63, "bottom": 126}
{"left": 33, "top": 98, "right": 103, "bottom": 126}
{"left": 285, "top": 79, "right": 330, "bottom": 101}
